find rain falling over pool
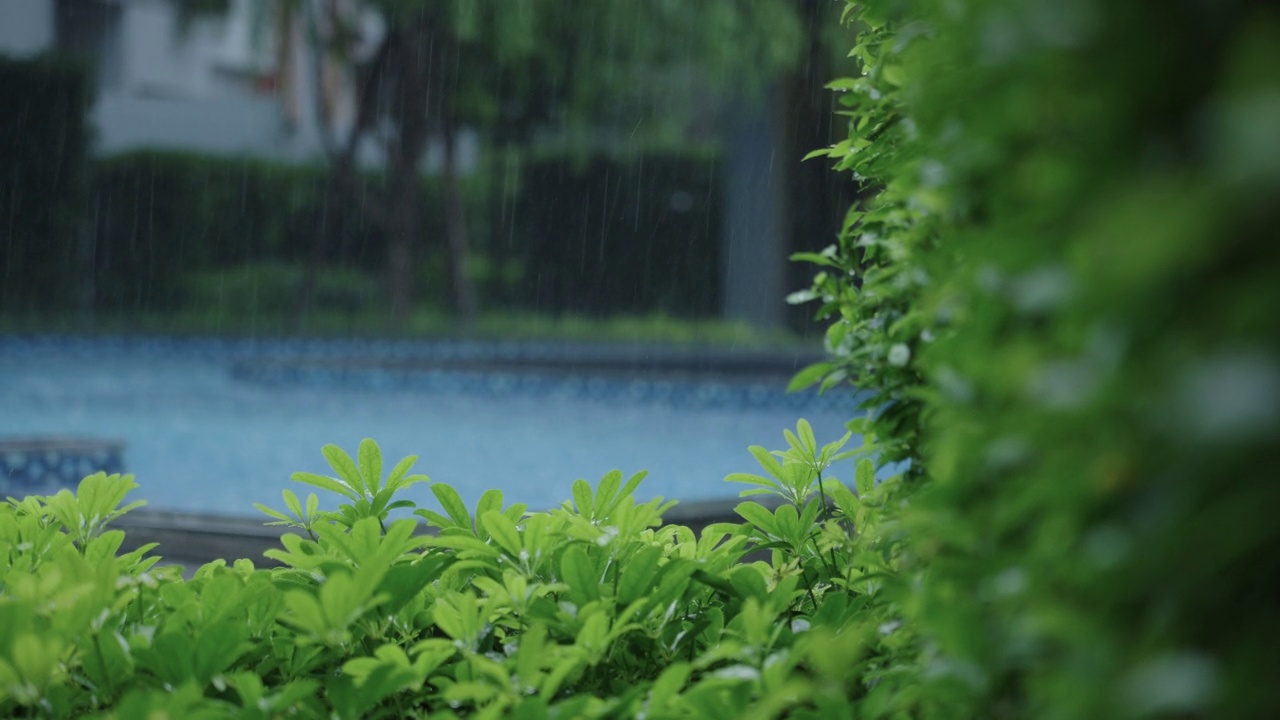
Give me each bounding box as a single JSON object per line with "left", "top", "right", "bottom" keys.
{"left": 0, "top": 337, "right": 856, "bottom": 516}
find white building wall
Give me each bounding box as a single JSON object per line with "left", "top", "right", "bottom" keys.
{"left": 0, "top": 0, "right": 54, "bottom": 57}
{"left": 0, "top": 0, "right": 475, "bottom": 170}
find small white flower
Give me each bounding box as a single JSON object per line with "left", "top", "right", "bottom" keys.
{"left": 888, "top": 343, "right": 911, "bottom": 367}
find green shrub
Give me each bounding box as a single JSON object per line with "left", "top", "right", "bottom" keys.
{"left": 498, "top": 155, "right": 722, "bottom": 318}
{"left": 187, "top": 263, "right": 382, "bottom": 318}
{"left": 64, "top": 150, "right": 729, "bottom": 322}
{"left": 88, "top": 152, "right": 366, "bottom": 313}
{"left": 795, "top": 0, "right": 1280, "bottom": 717}
{"left": 1, "top": 429, "right": 908, "bottom": 718}
{"left": 0, "top": 54, "right": 94, "bottom": 315}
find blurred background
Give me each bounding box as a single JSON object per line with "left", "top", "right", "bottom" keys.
{"left": 0, "top": 0, "right": 860, "bottom": 519}
{"left": 0, "top": 0, "right": 857, "bottom": 335}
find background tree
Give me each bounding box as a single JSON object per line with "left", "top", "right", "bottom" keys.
{"left": 281, "top": 0, "right": 807, "bottom": 329}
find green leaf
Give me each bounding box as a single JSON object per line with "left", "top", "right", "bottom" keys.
{"left": 571, "top": 479, "right": 593, "bottom": 517}
{"left": 357, "top": 439, "right": 382, "bottom": 496}
{"left": 802, "top": 146, "right": 835, "bottom": 161}
{"left": 383, "top": 454, "right": 420, "bottom": 492}
{"left": 789, "top": 250, "right": 841, "bottom": 268}
{"left": 797, "top": 419, "right": 818, "bottom": 456}
{"left": 291, "top": 472, "right": 359, "bottom": 501}
{"left": 747, "top": 445, "right": 785, "bottom": 479}
{"left": 283, "top": 489, "right": 304, "bottom": 518}
{"left": 690, "top": 569, "right": 739, "bottom": 599}
{"left": 474, "top": 489, "right": 504, "bottom": 539}
{"left": 617, "top": 545, "right": 664, "bottom": 606}
{"left": 655, "top": 661, "right": 696, "bottom": 707}
{"left": 422, "top": 533, "right": 500, "bottom": 558}
{"left": 616, "top": 471, "right": 648, "bottom": 509}
{"left": 193, "top": 623, "right": 247, "bottom": 684}
{"left": 142, "top": 634, "right": 194, "bottom": 686}
{"left": 725, "top": 472, "right": 783, "bottom": 494}
{"left": 786, "top": 289, "right": 821, "bottom": 305}
{"left": 734, "top": 502, "right": 778, "bottom": 537}
{"left": 856, "top": 458, "right": 876, "bottom": 497}
{"left": 595, "top": 470, "right": 623, "bottom": 516}
{"left": 576, "top": 609, "right": 609, "bottom": 652}
{"left": 773, "top": 504, "right": 801, "bottom": 543}
{"left": 732, "top": 563, "right": 768, "bottom": 602}
{"left": 414, "top": 509, "right": 455, "bottom": 531}
{"left": 431, "top": 484, "right": 472, "bottom": 530}
{"left": 788, "top": 362, "right": 834, "bottom": 392}
{"left": 254, "top": 503, "right": 294, "bottom": 524}
{"left": 560, "top": 545, "right": 600, "bottom": 606}
{"left": 481, "top": 510, "right": 522, "bottom": 558}
{"left": 818, "top": 368, "right": 850, "bottom": 393}
{"left": 82, "top": 630, "right": 132, "bottom": 693}
{"left": 322, "top": 444, "right": 365, "bottom": 497}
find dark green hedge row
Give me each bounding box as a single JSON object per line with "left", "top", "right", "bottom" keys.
{"left": 7, "top": 145, "right": 722, "bottom": 319}
{"left": 88, "top": 152, "right": 407, "bottom": 314}
{"left": 500, "top": 155, "right": 721, "bottom": 317}
{"left": 0, "top": 54, "right": 94, "bottom": 315}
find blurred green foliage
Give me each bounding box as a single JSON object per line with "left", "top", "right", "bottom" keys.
{"left": 349, "top": 0, "right": 805, "bottom": 150}
{"left": 794, "top": 0, "right": 1280, "bottom": 716}
{"left": 0, "top": 54, "right": 94, "bottom": 316}
{"left": 188, "top": 263, "right": 381, "bottom": 319}
{"left": 0, "top": 309, "right": 795, "bottom": 348}
{"left": 499, "top": 155, "right": 721, "bottom": 318}
{"left": 5, "top": 150, "right": 725, "bottom": 322}
{"left": 89, "top": 152, "right": 346, "bottom": 313}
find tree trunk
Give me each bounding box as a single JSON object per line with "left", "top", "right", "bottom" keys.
{"left": 441, "top": 89, "right": 478, "bottom": 326}
{"left": 296, "top": 30, "right": 393, "bottom": 330}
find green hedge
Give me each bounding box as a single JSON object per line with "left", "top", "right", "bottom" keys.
{"left": 9, "top": 149, "right": 725, "bottom": 320}
{"left": 498, "top": 156, "right": 721, "bottom": 318}
{"left": 88, "top": 152, "right": 427, "bottom": 314}
{"left": 0, "top": 54, "right": 94, "bottom": 315}
{"left": 794, "top": 0, "right": 1280, "bottom": 716}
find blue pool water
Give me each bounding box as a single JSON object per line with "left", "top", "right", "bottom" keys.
{"left": 0, "top": 337, "right": 857, "bottom": 517}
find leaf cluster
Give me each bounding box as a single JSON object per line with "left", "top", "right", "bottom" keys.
{"left": 790, "top": 0, "right": 1280, "bottom": 717}
{"left": 789, "top": 1, "right": 937, "bottom": 473}
{"left": 1, "top": 429, "right": 913, "bottom": 718}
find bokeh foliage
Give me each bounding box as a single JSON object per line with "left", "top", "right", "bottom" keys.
{"left": 796, "top": 0, "right": 1280, "bottom": 716}
{"left": 0, "top": 55, "right": 94, "bottom": 315}
{"left": 9, "top": 150, "right": 720, "bottom": 320}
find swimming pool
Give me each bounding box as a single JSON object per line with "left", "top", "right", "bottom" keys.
{"left": 0, "top": 336, "right": 858, "bottom": 517}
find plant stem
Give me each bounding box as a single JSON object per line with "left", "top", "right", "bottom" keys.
{"left": 799, "top": 564, "right": 820, "bottom": 611}
{"left": 815, "top": 471, "right": 842, "bottom": 573}
{"left": 815, "top": 470, "right": 833, "bottom": 524}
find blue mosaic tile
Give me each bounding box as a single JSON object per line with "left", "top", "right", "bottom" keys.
{"left": 0, "top": 334, "right": 860, "bottom": 415}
